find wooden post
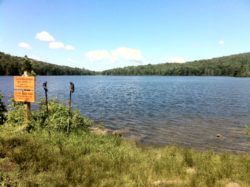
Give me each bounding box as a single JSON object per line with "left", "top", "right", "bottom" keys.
{"left": 43, "top": 81, "right": 48, "bottom": 113}
{"left": 69, "top": 91, "right": 72, "bottom": 112}
{"left": 67, "top": 82, "right": 75, "bottom": 134}
{"left": 23, "top": 71, "right": 31, "bottom": 125}
{"left": 24, "top": 101, "right": 31, "bottom": 120}
{"left": 67, "top": 91, "right": 71, "bottom": 134}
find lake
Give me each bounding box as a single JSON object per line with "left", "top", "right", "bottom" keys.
{"left": 1, "top": 76, "right": 250, "bottom": 152}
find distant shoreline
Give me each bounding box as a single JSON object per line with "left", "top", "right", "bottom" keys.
{"left": 1, "top": 51, "right": 250, "bottom": 77}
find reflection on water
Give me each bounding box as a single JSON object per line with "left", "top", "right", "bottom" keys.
{"left": 1, "top": 76, "right": 250, "bottom": 152}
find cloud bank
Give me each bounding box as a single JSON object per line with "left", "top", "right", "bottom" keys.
{"left": 85, "top": 47, "right": 143, "bottom": 63}
{"left": 35, "top": 31, "right": 75, "bottom": 51}
{"left": 18, "top": 42, "right": 32, "bottom": 49}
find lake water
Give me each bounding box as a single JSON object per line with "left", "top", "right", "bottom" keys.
{"left": 1, "top": 76, "right": 250, "bottom": 152}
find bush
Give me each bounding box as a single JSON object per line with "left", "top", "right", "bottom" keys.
{"left": 0, "top": 93, "right": 7, "bottom": 125}
{"left": 6, "top": 99, "right": 93, "bottom": 133}
{"left": 6, "top": 101, "right": 25, "bottom": 126}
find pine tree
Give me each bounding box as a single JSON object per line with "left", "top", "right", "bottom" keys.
{"left": 22, "top": 55, "right": 33, "bottom": 74}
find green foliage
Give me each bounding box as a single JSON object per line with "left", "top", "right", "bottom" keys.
{"left": 0, "top": 93, "right": 7, "bottom": 125}
{"left": 0, "top": 51, "right": 95, "bottom": 75}
{"left": 21, "top": 55, "right": 33, "bottom": 73}
{"left": 102, "top": 52, "right": 250, "bottom": 77}
{"left": 2, "top": 50, "right": 250, "bottom": 76}
{"left": 6, "top": 99, "right": 93, "bottom": 133}
{"left": 6, "top": 101, "right": 25, "bottom": 127}
{"left": 34, "top": 99, "right": 93, "bottom": 133}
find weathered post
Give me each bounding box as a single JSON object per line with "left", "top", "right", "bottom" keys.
{"left": 67, "top": 82, "right": 75, "bottom": 134}
{"left": 24, "top": 101, "right": 31, "bottom": 121}
{"left": 69, "top": 82, "right": 75, "bottom": 110}
{"left": 43, "top": 81, "right": 48, "bottom": 113}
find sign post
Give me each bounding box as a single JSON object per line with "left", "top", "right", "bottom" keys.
{"left": 14, "top": 76, "right": 36, "bottom": 120}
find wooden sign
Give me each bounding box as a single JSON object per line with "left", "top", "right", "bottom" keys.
{"left": 14, "top": 76, "right": 36, "bottom": 102}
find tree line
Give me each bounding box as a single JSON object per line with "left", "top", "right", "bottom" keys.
{"left": 102, "top": 53, "right": 250, "bottom": 77}
{"left": 0, "top": 52, "right": 95, "bottom": 75}
{"left": 1, "top": 51, "right": 250, "bottom": 77}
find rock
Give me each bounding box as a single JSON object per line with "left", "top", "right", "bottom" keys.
{"left": 226, "top": 182, "right": 241, "bottom": 187}
{"left": 90, "top": 127, "right": 108, "bottom": 135}
{"left": 111, "top": 128, "right": 131, "bottom": 137}
{"left": 112, "top": 130, "right": 123, "bottom": 137}
{"left": 186, "top": 167, "right": 196, "bottom": 174}
{"left": 153, "top": 179, "right": 182, "bottom": 186}
{"left": 90, "top": 126, "right": 129, "bottom": 137}
{"left": 216, "top": 134, "right": 223, "bottom": 138}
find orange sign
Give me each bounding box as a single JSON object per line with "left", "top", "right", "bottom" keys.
{"left": 14, "top": 76, "right": 36, "bottom": 102}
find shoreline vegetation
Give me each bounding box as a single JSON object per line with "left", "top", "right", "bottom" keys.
{"left": 1, "top": 51, "right": 250, "bottom": 77}
{"left": 0, "top": 98, "right": 250, "bottom": 186}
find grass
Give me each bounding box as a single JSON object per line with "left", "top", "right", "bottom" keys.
{"left": 0, "top": 100, "right": 249, "bottom": 186}
{"left": 0, "top": 126, "right": 250, "bottom": 187}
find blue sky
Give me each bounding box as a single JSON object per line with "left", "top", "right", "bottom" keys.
{"left": 1, "top": 0, "right": 250, "bottom": 71}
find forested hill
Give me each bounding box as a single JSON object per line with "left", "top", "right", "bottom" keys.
{"left": 102, "top": 52, "right": 250, "bottom": 77}
{"left": 2, "top": 51, "right": 250, "bottom": 76}
{"left": 0, "top": 52, "right": 95, "bottom": 75}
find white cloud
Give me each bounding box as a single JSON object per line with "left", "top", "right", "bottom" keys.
{"left": 65, "top": 45, "right": 75, "bottom": 51}
{"left": 85, "top": 50, "right": 110, "bottom": 61}
{"left": 67, "top": 58, "right": 75, "bottom": 63}
{"left": 111, "top": 47, "right": 143, "bottom": 62}
{"left": 218, "top": 40, "right": 225, "bottom": 45}
{"left": 49, "top": 41, "right": 64, "bottom": 49}
{"left": 164, "top": 57, "right": 186, "bottom": 63}
{"left": 36, "top": 31, "right": 55, "bottom": 42}
{"left": 18, "top": 42, "right": 32, "bottom": 49}
{"left": 49, "top": 42, "right": 75, "bottom": 50}
{"left": 85, "top": 47, "right": 143, "bottom": 63}
{"left": 36, "top": 31, "right": 75, "bottom": 51}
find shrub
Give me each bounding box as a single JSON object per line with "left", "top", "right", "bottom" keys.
{"left": 6, "top": 101, "right": 25, "bottom": 126}
{"left": 6, "top": 99, "right": 93, "bottom": 133}
{"left": 0, "top": 93, "right": 7, "bottom": 125}
{"left": 34, "top": 99, "right": 92, "bottom": 133}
